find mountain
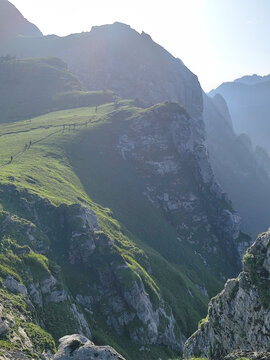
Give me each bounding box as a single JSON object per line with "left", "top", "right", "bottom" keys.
{"left": 0, "top": 0, "right": 42, "bottom": 42}
{"left": 0, "top": 100, "right": 233, "bottom": 359}
{"left": 203, "top": 93, "right": 270, "bottom": 237}
{"left": 0, "top": 20, "right": 201, "bottom": 117}
{"left": 0, "top": 7, "right": 247, "bottom": 275}
{"left": 234, "top": 74, "right": 270, "bottom": 85}
{"left": 0, "top": 4, "right": 247, "bottom": 272}
{"left": 184, "top": 229, "right": 270, "bottom": 359}
{"left": 0, "top": 2, "right": 254, "bottom": 359}
{"left": 210, "top": 74, "right": 270, "bottom": 155}
{"left": 0, "top": 56, "right": 114, "bottom": 122}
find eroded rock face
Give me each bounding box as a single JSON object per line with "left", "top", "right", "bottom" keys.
{"left": 0, "top": 186, "right": 183, "bottom": 351}
{"left": 225, "top": 351, "right": 270, "bottom": 360}
{"left": 184, "top": 230, "right": 270, "bottom": 359}
{"left": 4, "top": 275, "right": 28, "bottom": 295}
{"left": 53, "top": 334, "right": 126, "bottom": 360}
{"left": 117, "top": 103, "right": 241, "bottom": 277}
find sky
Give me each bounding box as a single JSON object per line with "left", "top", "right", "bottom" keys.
{"left": 9, "top": 0, "right": 270, "bottom": 91}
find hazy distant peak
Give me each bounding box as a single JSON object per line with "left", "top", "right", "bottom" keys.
{"left": 91, "top": 22, "right": 153, "bottom": 42}
{"left": 91, "top": 22, "right": 132, "bottom": 32}
{"left": 0, "top": 0, "right": 42, "bottom": 39}
{"left": 234, "top": 74, "right": 270, "bottom": 85}
{"left": 141, "top": 31, "right": 153, "bottom": 41}
{"left": 211, "top": 93, "right": 233, "bottom": 128}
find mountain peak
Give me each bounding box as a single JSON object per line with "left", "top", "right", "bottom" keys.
{"left": 0, "top": 0, "right": 42, "bottom": 40}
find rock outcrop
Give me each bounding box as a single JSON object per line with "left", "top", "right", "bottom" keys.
{"left": 184, "top": 230, "right": 270, "bottom": 359}
{"left": 0, "top": 186, "right": 184, "bottom": 351}
{"left": 53, "top": 334, "right": 126, "bottom": 360}
{"left": 117, "top": 102, "right": 242, "bottom": 277}
{"left": 225, "top": 351, "right": 270, "bottom": 360}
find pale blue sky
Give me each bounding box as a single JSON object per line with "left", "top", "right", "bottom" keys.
{"left": 9, "top": 0, "right": 270, "bottom": 91}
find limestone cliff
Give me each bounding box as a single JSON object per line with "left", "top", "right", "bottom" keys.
{"left": 116, "top": 102, "right": 242, "bottom": 278}
{"left": 184, "top": 230, "right": 270, "bottom": 359}
{"left": 0, "top": 183, "right": 184, "bottom": 354}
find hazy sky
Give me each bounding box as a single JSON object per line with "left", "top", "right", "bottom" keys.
{"left": 9, "top": 0, "right": 270, "bottom": 91}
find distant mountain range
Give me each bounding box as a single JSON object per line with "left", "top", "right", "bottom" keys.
{"left": 210, "top": 74, "right": 270, "bottom": 155}
{"left": 204, "top": 92, "right": 270, "bottom": 237}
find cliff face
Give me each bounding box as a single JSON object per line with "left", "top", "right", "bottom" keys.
{"left": 184, "top": 230, "right": 270, "bottom": 359}
{"left": 116, "top": 102, "right": 242, "bottom": 277}
{"left": 210, "top": 75, "right": 270, "bottom": 156}
{"left": 0, "top": 184, "right": 183, "bottom": 353}
{"left": 203, "top": 92, "right": 270, "bottom": 237}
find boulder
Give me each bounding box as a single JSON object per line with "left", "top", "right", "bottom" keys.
{"left": 53, "top": 334, "right": 126, "bottom": 360}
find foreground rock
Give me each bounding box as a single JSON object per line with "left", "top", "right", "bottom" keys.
{"left": 184, "top": 230, "right": 270, "bottom": 359}
{"left": 225, "top": 351, "right": 270, "bottom": 360}
{"left": 53, "top": 335, "right": 126, "bottom": 360}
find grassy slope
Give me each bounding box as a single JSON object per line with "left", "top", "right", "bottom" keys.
{"left": 0, "top": 57, "right": 114, "bottom": 123}
{"left": 0, "top": 101, "right": 222, "bottom": 359}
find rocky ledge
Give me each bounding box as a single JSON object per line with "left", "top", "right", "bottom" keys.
{"left": 184, "top": 230, "right": 270, "bottom": 359}
{"left": 53, "top": 334, "right": 126, "bottom": 360}
{"left": 225, "top": 351, "right": 270, "bottom": 360}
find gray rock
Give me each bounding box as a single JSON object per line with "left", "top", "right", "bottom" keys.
{"left": 29, "top": 282, "right": 43, "bottom": 307}
{"left": 184, "top": 230, "right": 270, "bottom": 359}
{"left": 53, "top": 334, "right": 126, "bottom": 360}
{"left": 46, "top": 290, "right": 67, "bottom": 303}
{"left": 117, "top": 102, "right": 241, "bottom": 277}
{"left": 70, "top": 304, "right": 92, "bottom": 339}
{"left": 225, "top": 351, "right": 270, "bottom": 360}
{"left": 0, "top": 320, "right": 9, "bottom": 335}
{"left": 41, "top": 276, "right": 57, "bottom": 294}
{"left": 4, "top": 275, "right": 27, "bottom": 295}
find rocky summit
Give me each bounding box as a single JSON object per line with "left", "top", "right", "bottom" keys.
{"left": 184, "top": 229, "right": 270, "bottom": 359}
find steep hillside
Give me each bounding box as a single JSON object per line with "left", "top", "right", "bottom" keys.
{"left": 210, "top": 75, "right": 270, "bottom": 155}
{"left": 0, "top": 101, "right": 224, "bottom": 359}
{"left": 184, "top": 229, "right": 270, "bottom": 359}
{"left": 0, "top": 56, "right": 114, "bottom": 123}
{"left": 203, "top": 93, "right": 270, "bottom": 237}
{"left": 0, "top": 6, "right": 246, "bottom": 273}
{"left": 0, "top": 99, "right": 247, "bottom": 359}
